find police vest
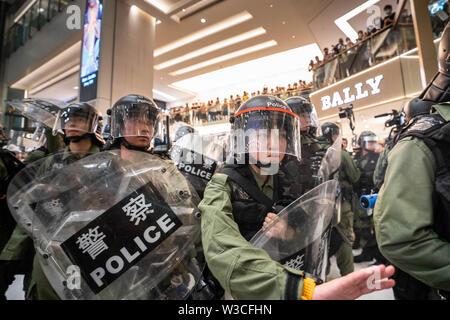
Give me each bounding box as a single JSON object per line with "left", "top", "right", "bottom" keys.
{"left": 356, "top": 151, "right": 379, "bottom": 196}
{"left": 220, "top": 164, "right": 280, "bottom": 241}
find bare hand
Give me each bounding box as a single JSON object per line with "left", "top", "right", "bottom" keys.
{"left": 312, "top": 265, "right": 395, "bottom": 300}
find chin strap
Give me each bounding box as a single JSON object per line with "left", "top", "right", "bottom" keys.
{"left": 64, "top": 133, "right": 91, "bottom": 144}
{"left": 119, "top": 137, "right": 150, "bottom": 152}
{"left": 248, "top": 154, "right": 277, "bottom": 168}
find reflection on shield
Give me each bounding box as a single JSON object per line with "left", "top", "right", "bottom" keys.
{"left": 7, "top": 150, "right": 204, "bottom": 300}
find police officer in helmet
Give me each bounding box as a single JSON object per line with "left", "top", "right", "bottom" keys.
{"left": 374, "top": 21, "right": 450, "bottom": 300}
{"left": 284, "top": 96, "right": 324, "bottom": 196}
{"left": 319, "top": 122, "right": 360, "bottom": 277}
{"left": 199, "top": 95, "right": 395, "bottom": 300}
{"left": 0, "top": 102, "right": 105, "bottom": 300}
{"left": 352, "top": 131, "right": 380, "bottom": 260}
{"left": 107, "top": 94, "right": 161, "bottom": 154}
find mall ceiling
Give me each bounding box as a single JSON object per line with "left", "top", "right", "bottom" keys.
{"left": 24, "top": 0, "right": 404, "bottom": 103}
{"left": 126, "top": 0, "right": 401, "bottom": 103}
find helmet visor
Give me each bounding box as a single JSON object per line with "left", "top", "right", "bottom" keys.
{"left": 297, "top": 104, "right": 320, "bottom": 131}
{"left": 111, "top": 103, "right": 161, "bottom": 139}
{"left": 361, "top": 135, "right": 379, "bottom": 151}
{"left": 59, "top": 106, "right": 99, "bottom": 135}
{"left": 231, "top": 109, "right": 301, "bottom": 167}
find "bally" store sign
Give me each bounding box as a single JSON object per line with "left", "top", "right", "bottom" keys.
{"left": 320, "top": 75, "right": 384, "bottom": 111}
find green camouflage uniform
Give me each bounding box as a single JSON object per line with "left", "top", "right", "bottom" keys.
{"left": 199, "top": 167, "right": 306, "bottom": 300}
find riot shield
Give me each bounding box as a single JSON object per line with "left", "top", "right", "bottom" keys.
{"left": 6, "top": 98, "right": 65, "bottom": 131}
{"left": 7, "top": 150, "right": 204, "bottom": 300}
{"left": 169, "top": 132, "right": 224, "bottom": 196}
{"left": 250, "top": 179, "right": 340, "bottom": 282}
{"left": 250, "top": 135, "right": 342, "bottom": 282}
{"left": 6, "top": 127, "right": 47, "bottom": 153}
{"left": 318, "top": 135, "right": 342, "bottom": 184}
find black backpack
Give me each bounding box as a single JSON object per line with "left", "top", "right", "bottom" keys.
{"left": 401, "top": 119, "right": 450, "bottom": 242}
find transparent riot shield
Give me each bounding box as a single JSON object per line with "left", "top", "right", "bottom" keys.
{"left": 7, "top": 150, "right": 204, "bottom": 300}
{"left": 169, "top": 132, "right": 224, "bottom": 196}
{"left": 6, "top": 127, "right": 47, "bottom": 153}
{"left": 250, "top": 135, "right": 342, "bottom": 282}
{"left": 250, "top": 179, "right": 340, "bottom": 282}
{"left": 318, "top": 135, "right": 342, "bottom": 184}
{"left": 6, "top": 98, "right": 65, "bottom": 131}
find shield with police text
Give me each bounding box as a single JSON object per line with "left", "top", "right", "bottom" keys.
{"left": 7, "top": 150, "right": 204, "bottom": 300}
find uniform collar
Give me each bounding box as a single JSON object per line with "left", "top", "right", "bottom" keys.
{"left": 249, "top": 165, "right": 274, "bottom": 191}
{"left": 63, "top": 144, "right": 100, "bottom": 160}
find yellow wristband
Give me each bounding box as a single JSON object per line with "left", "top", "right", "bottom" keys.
{"left": 301, "top": 277, "right": 316, "bottom": 300}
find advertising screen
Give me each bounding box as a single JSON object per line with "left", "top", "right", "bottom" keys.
{"left": 80, "top": 0, "right": 103, "bottom": 102}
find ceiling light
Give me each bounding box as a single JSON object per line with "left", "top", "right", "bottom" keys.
{"left": 130, "top": 5, "right": 139, "bottom": 14}
{"left": 182, "top": 9, "right": 186, "bottom": 12}
{"left": 154, "top": 11, "right": 253, "bottom": 57}
{"left": 144, "top": 0, "right": 170, "bottom": 14}
{"left": 156, "top": 19, "right": 162, "bottom": 24}
{"left": 29, "top": 65, "right": 80, "bottom": 95}
{"left": 171, "top": 44, "right": 321, "bottom": 101}
{"left": 155, "top": 28, "right": 267, "bottom": 70}
{"left": 201, "top": 18, "right": 207, "bottom": 23}
{"left": 73, "top": 86, "right": 79, "bottom": 90}
{"left": 169, "top": 40, "right": 278, "bottom": 76}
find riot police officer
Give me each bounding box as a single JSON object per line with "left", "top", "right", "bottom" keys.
{"left": 199, "top": 95, "right": 395, "bottom": 300}
{"left": 352, "top": 131, "right": 381, "bottom": 262}
{"left": 284, "top": 96, "right": 324, "bottom": 196}
{"left": 106, "top": 94, "right": 161, "bottom": 154}
{"left": 374, "top": 21, "right": 450, "bottom": 300}
{"left": 320, "top": 122, "right": 360, "bottom": 277}
{"left": 0, "top": 102, "right": 104, "bottom": 300}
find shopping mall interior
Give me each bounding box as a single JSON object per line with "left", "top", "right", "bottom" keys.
{"left": 0, "top": 0, "right": 448, "bottom": 302}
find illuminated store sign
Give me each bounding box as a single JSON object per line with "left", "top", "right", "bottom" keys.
{"left": 79, "top": 0, "right": 103, "bottom": 102}
{"left": 320, "top": 75, "right": 384, "bottom": 111}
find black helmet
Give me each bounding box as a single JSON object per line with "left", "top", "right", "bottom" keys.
{"left": 59, "top": 102, "right": 105, "bottom": 146}
{"left": 321, "top": 122, "right": 340, "bottom": 143}
{"left": 172, "top": 122, "right": 196, "bottom": 143}
{"left": 109, "top": 94, "right": 161, "bottom": 150}
{"left": 358, "top": 131, "right": 378, "bottom": 151}
{"left": 285, "top": 96, "right": 312, "bottom": 115}
{"left": 420, "top": 21, "right": 450, "bottom": 102}
{"left": 230, "top": 95, "right": 302, "bottom": 165}
{"left": 403, "top": 98, "right": 433, "bottom": 123}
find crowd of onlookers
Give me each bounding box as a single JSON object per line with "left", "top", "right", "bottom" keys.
{"left": 309, "top": 4, "right": 400, "bottom": 72}
{"left": 170, "top": 81, "right": 313, "bottom": 125}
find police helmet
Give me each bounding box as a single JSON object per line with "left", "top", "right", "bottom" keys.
{"left": 230, "top": 95, "right": 301, "bottom": 161}
{"left": 59, "top": 102, "right": 105, "bottom": 146}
